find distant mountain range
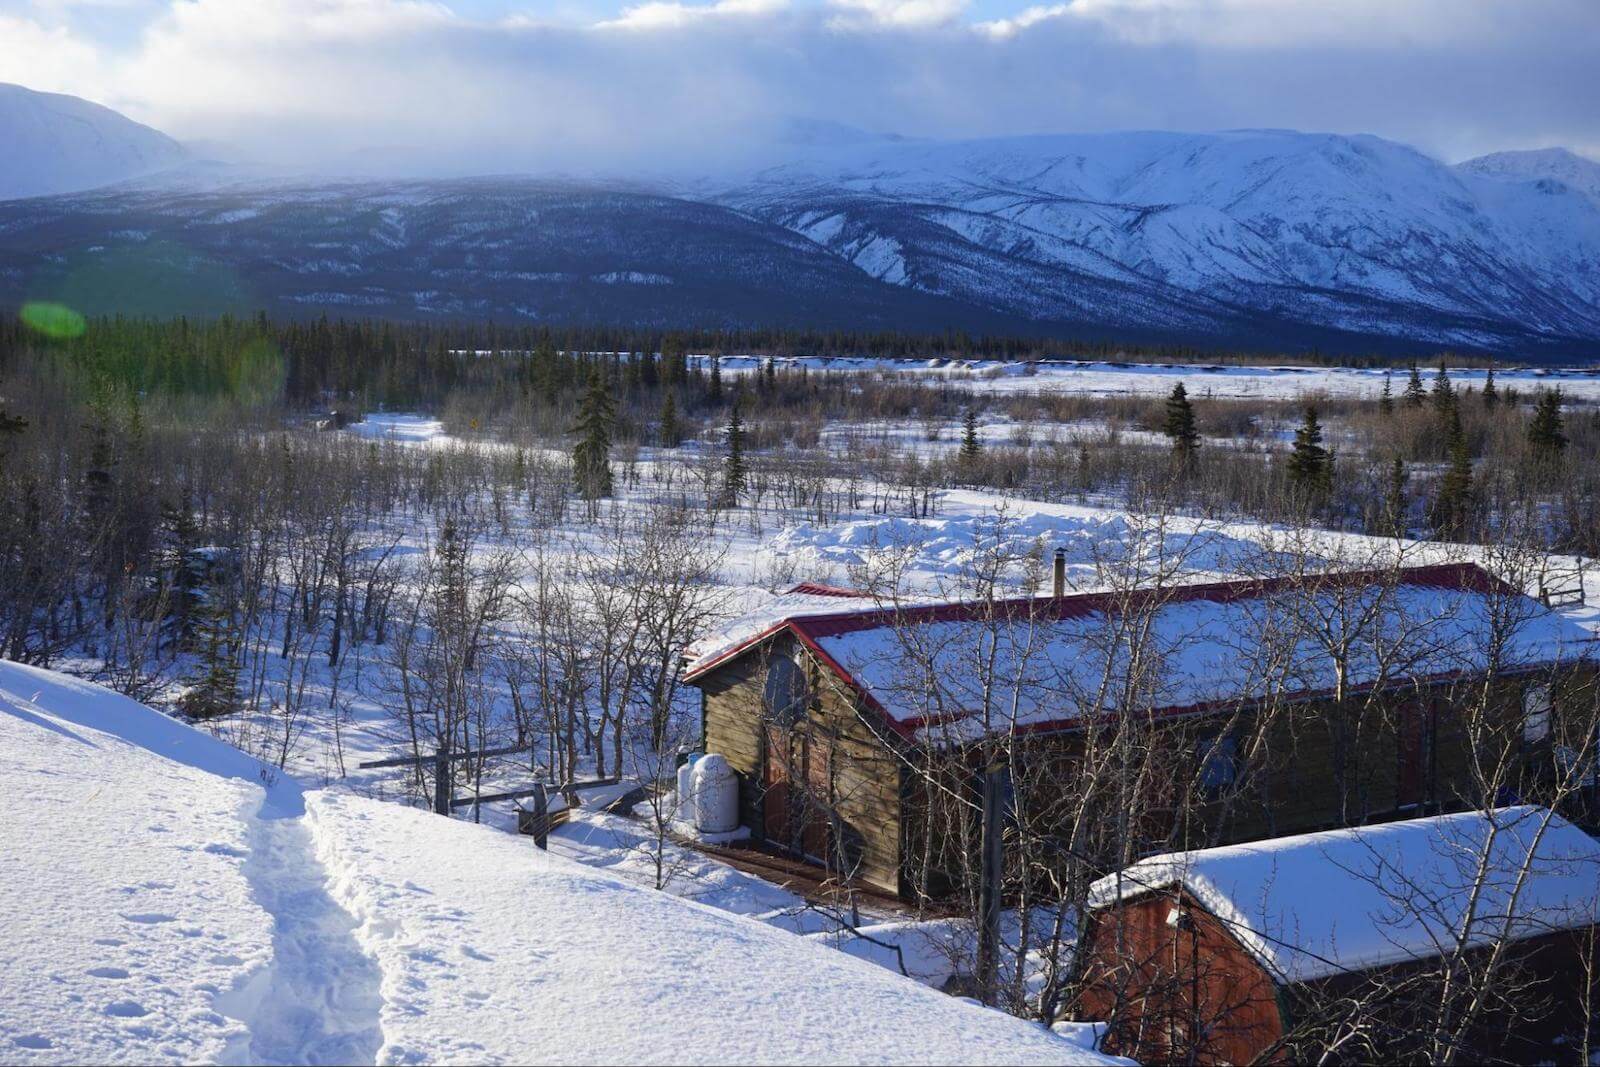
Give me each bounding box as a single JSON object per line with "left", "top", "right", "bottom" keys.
{"left": 1, "top": 83, "right": 1598, "bottom": 356}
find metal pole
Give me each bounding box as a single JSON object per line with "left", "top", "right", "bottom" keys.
{"left": 434, "top": 746, "right": 451, "bottom": 816}
{"left": 976, "top": 759, "right": 1008, "bottom": 1004}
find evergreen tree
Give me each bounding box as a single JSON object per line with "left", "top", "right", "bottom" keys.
{"left": 1481, "top": 363, "right": 1498, "bottom": 409}
{"left": 177, "top": 593, "right": 240, "bottom": 720}
{"left": 0, "top": 407, "right": 24, "bottom": 481}
{"left": 1430, "top": 362, "right": 1454, "bottom": 414}
{"left": 1383, "top": 455, "right": 1409, "bottom": 538}
{"left": 958, "top": 408, "right": 983, "bottom": 465}
{"left": 658, "top": 388, "right": 681, "bottom": 448}
{"left": 1287, "top": 405, "right": 1331, "bottom": 495}
{"left": 157, "top": 494, "right": 203, "bottom": 648}
{"left": 1527, "top": 388, "right": 1568, "bottom": 456}
{"left": 1378, "top": 373, "right": 1394, "bottom": 416}
{"left": 1430, "top": 408, "right": 1475, "bottom": 536}
{"left": 720, "top": 394, "right": 747, "bottom": 508}
{"left": 1163, "top": 382, "right": 1201, "bottom": 465}
{"left": 571, "top": 367, "right": 615, "bottom": 502}
{"left": 1402, "top": 361, "right": 1426, "bottom": 408}
{"left": 708, "top": 356, "right": 724, "bottom": 406}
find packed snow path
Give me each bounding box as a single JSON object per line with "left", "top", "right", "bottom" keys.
{"left": 0, "top": 660, "right": 385, "bottom": 1067}
{"left": 232, "top": 812, "right": 383, "bottom": 1066}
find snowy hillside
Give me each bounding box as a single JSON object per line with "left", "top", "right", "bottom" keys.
{"left": 1458, "top": 147, "right": 1600, "bottom": 205}
{"left": 0, "top": 84, "right": 188, "bottom": 201}
{"left": 718, "top": 130, "right": 1600, "bottom": 353}
{"left": 0, "top": 659, "right": 1111, "bottom": 1066}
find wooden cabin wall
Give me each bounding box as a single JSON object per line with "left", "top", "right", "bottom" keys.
{"left": 698, "top": 635, "right": 905, "bottom": 893}
{"left": 700, "top": 650, "right": 1585, "bottom": 899}
{"left": 1077, "top": 890, "right": 1286, "bottom": 1066}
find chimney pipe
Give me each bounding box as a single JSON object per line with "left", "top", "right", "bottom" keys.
{"left": 1052, "top": 547, "right": 1066, "bottom": 598}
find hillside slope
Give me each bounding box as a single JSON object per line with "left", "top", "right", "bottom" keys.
{"left": 0, "top": 84, "right": 188, "bottom": 201}
{"left": 0, "top": 660, "right": 1110, "bottom": 1065}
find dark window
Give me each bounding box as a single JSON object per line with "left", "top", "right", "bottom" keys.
{"left": 762, "top": 654, "right": 808, "bottom": 727}
{"left": 1197, "top": 732, "right": 1239, "bottom": 795}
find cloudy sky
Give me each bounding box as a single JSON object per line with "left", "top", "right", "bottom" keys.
{"left": 3, "top": 0, "right": 1598, "bottom": 172}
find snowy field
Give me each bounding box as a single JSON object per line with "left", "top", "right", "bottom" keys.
{"left": 0, "top": 659, "right": 1118, "bottom": 1065}
{"left": 696, "top": 355, "right": 1600, "bottom": 401}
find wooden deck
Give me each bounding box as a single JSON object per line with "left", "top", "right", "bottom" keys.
{"left": 678, "top": 834, "right": 914, "bottom": 914}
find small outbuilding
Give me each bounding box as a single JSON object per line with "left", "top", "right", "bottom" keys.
{"left": 1077, "top": 806, "right": 1600, "bottom": 1064}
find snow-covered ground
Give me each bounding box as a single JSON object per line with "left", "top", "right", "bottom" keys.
{"left": 0, "top": 659, "right": 1116, "bottom": 1065}
{"left": 12, "top": 401, "right": 1600, "bottom": 1064}
{"left": 692, "top": 355, "right": 1600, "bottom": 401}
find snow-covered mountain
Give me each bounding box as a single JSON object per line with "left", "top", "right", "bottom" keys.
{"left": 0, "top": 83, "right": 188, "bottom": 201}
{"left": 714, "top": 130, "right": 1600, "bottom": 353}
{"left": 2, "top": 90, "right": 1598, "bottom": 353}
{"left": 1457, "top": 147, "right": 1600, "bottom": 204}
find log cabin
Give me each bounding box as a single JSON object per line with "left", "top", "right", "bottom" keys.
{"left": 1075, "top": 806, "right": 1600, "bottom": 1064}
{"left": 681, "top": 563, "right": 1597, "bottom": 899}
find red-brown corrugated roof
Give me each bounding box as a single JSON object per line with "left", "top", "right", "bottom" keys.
{"left": 684, "top": 562, "right": 1559, "bottom": 742}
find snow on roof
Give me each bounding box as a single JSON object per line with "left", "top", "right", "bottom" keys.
{"left": 682, "top": 582, "right": 872, "bottom": 677}
{"left": 1087, "top": 806, "right": 1600, "bottom": 985}
{"left": 687, "top": 564, "right": 1593, "bottom": 740}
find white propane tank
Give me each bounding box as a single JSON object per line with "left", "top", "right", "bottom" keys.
{"left": 691, "top": 753, "right": 739, "bottom": 835}
{"left": 675, "top": 753, "right": 702, "bottom": 822}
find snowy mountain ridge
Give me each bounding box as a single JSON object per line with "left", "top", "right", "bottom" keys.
{"left": 3, "top": 83, "right": 1599, "bottom": 352}
{"left": 0, "top": 83, "right": 188, "bottom": 201}
{"left": 714, "top": 129, "right": 1600, "bottom": 352}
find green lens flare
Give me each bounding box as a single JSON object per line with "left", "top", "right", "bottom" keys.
{"left": 20, "top": 302, "right": 87, "bottom": 339}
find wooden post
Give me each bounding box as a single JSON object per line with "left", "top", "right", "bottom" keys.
{"left": 531, "top": 783, "right": 549, "bottom": 850}
{"left": 976, "top": 760, "right": 1009, "bottom": 1004}
{"left": 434, "top": 746, "right": 451, "bottom": 816}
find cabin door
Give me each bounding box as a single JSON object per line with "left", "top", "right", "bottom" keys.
{"left": 1397, "top": 699, "right": 1436, "bottom": 811}
{"left": 762, "top": 726, "right": 831, "bottom": 864}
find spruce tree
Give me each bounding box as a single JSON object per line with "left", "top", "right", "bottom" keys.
{"left": 1481, "top": 364, "right": 1498, "bottom": 409}
{"left": 571, "top": 366, "right": 615, "bottom": 502}
{"left": 1378, "top": 373, "right": 1394, "bottom": 416}
{"left": 1430, "top": 408, "right": 1475, "bottom": 536}
{"left": 178, "top": 594, "right": 240, "bottom": 720}
{"left": 958, "top": 408, "right": 983, "bottom": 465}
{"left": 1287, "top": 405, "right": 1331, "bottom": 495}
{"left": 721, "top": 394, "right": 747, "bottom": 508}
{"left": 1163, "top": 382, "right": 1201, "bottom": 465}
{"left": 708, "top": 356, "right": 724, "bottom": 406}
{"left": 0, "top": 408, "right": 25, "bottom": 481}
{"left": 1402, "top": 361, "right": 1426, "bottom": 408}
{"left": 659, "top": 388, "right": 681, "bottom": 448}
{"left": 1430, "top": 362, "right": 1455, "bottom": 414}
{"left": 1527, "top": 388, "right": 1567, "bottom": 456}
{"left": 1383, "top": 456, "right": 1408, "bottom": 538}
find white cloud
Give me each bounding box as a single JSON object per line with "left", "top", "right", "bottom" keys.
{"left": 600, "top": 0, "right": 789, "bottom": 31}
{"left": 6, "top": 0, "right": 1597, "bottom": 173}
{"left": 0, "top": 14, "right": 107, "bottom": 97}
{"left": 826, "top": 0, "right": 968, "bottom": 29}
